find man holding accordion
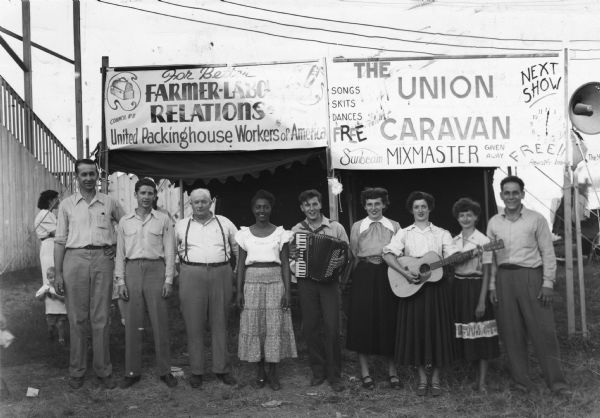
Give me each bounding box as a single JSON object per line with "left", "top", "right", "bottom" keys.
{"left": 291, "top": 189, "right": 350, "bottom": 392}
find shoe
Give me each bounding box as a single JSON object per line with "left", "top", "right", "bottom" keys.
{"left": 330, "top": 380, "right": 345, "bottom": 392}
{"left": 189, "top": 374, "right": 203, "bottom": 389}
{"left": 388, "top": 375, "right": 401, "bottom": 389}
{"left": 216, "top": 373, "right": 236, "bottom": 386}
{"left": 68, "top": 376, "right": 84, "bottom": 389}
{"left": 98, "top": 374, "right": 117, "bottom": 389}
{"left": 255, "top": 376, "right": 266, "bottom": 388}
{"left": 361, "top": 375, "right": 375, "bottom": 390}
{"left": 310, "top": 376, "right": 326, "bottom": 387}
{"left": 268, "top": 374, "right": 281, "bottom": 391}
{"left": 416, "top": 382, "right": 427, "bottom": 396}
{"left": 552, "top": 385, "right": 573, "bottom": 397}
{"left": 160, "top": 373, "right": 178, "bottom": 388}
{"left": 120, "top": 375, "right": 141, "bottom": 389}
{"left": 511, "top": 383, "right": 532, "bottom": 394}
{"left": 430, "top": 381, "right": 442, "bottom": 397}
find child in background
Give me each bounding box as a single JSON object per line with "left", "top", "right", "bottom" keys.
{"left": 35, "top": 267, "right": 68, "bottom": 344}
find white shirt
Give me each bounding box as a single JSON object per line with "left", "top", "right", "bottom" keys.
{"left": 383, "top": 223, "right": 458, "bottom": 258}
{"left": 34, "top": 210, "right": 57, "bottom": 240}
{"left": 452, "top": 229, "right": 492, "bottom": 277}
{"left": 235, "top": 226, "right": 292, "bottom": 265}
{"left": 175, "top": 214, "right": 238, "bottom": 264}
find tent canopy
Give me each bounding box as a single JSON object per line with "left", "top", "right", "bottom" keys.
{"left": 103, "top": 147, "right": 326, "bottom": 183}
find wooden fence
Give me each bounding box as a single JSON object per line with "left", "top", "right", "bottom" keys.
{"left": 107, "top": 173, "right": 191, "bottom": 221}
{"left": 0, "top": 126, "right": 67, "bottom": 273}
{"left": 0, "top": 75, "right": 76, "bottom": 191}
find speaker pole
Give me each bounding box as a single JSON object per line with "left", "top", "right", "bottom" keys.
{"left": 573, "top": 168, "right": 588, "bottom": 338}
{"left": 563, "top": 47, "right": 576, "bottom": 337}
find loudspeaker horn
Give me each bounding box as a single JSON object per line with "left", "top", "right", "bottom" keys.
{"left": 569, "top": 82, "right": 600, "bottom": 135}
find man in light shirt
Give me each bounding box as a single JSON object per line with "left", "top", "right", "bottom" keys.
{"left": 175, "top": 188, "right": 238, "bottom": 389}
{"left": 487, "top": 175, "right": 569, "bottom": 395}
{"left": 54, "top": 159, "right": 123, "bottom": 390}
{"left": 115, "top": 178, "right": 177, "bottom": 389}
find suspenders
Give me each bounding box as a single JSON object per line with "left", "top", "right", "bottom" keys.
{"left": 182, "top": 215, "right": 230, "bottom": 263}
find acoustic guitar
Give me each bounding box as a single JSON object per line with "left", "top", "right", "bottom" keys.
{"left": 387, "top": 240, "right": 504, "bottom": 298}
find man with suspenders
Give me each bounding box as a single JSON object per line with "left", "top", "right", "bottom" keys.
{"left": 175, "top": 188, "right": 238, "bottom": 389}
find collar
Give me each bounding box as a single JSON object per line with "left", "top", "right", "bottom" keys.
{"left": 360, "top": 217, "right": 395, "bottom": 233}
{"left": 303, "top": 215, "right": 331, "bottom": 230}
{"left": 405, "top": 223, "right": 434, "bottom": 232}
{"left": 190, "top": 213, "right": 215, "bottom": 225}
{"left": 74, "top": 191, "right": 104, "bottom": 205}
{"left": 501, "top": 204, "right": 524, "bottom": 218}
{"left": 125, "top": 208, "right": 158, "bottom": 220}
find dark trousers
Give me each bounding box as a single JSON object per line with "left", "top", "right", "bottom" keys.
{"left": 298, "top": 278, "right": 341, "bottom": 382}
{"left": 123, "top": 259, "right": 170, "bottom": 377}
{"left": 496, "top": 267, "right": 566, "bottom": 389}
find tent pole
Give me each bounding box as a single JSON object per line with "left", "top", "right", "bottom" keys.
{"left": 573, "top": 170, "right": 588, "bottom": 338}
{"left": 179, "top": 179, "right": 185, "bottom": 220}
{"left": 483, "top": 169, "right": 491, "bottom": 226}
{"left": 101, "top": 56, "right": 109, "bottom": 193}
{"left": 323, "top": 57, "right": 339, "bottom": 221}
{"left": 563, "top": 47, "right": 575, "bottom": 337}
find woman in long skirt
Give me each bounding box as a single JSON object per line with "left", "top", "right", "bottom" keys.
{"left": 236, "top": 190, "right": 297, "bottom": 391}
{"left": 451, "top": 198, "right": 499, "bottom": 393}
{"left": 383, "top": 191, "right": 458, "bottom": 397}
{"left": 346, "top": 187, "right": 401, "bottom": 389}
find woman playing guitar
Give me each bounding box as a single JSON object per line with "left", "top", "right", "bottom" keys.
{"left": 383, "top": 191, "right": 459, "bottom": 397}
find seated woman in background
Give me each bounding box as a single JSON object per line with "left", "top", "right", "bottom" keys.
{"left": 236, "top": 190, "right": 297, "bottom": 391}
{"left": 346, "top": 187, "right": 401, "bottom": 389}
{"left": 451, "top": 197, "right": 499, "bottom": 393}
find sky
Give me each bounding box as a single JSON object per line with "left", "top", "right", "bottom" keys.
{"left": 2, "top": 0, "right": 600, "bottom": 218}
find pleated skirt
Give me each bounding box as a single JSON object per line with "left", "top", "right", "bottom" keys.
{"left": 452, "top": 277, "right": 500, "bottom": 362}
{"left": 395, "top": 277, "right": 457, "bottom": 367}
{"left": 238, "top": 266, "right": 297, "bottom": 363}
{"left": 346, "top": 262, "right": 398, "bottom": 356}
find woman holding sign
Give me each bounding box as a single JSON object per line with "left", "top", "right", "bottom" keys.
{"left": 383, "top": 191, "right": 458, "bottom": 397}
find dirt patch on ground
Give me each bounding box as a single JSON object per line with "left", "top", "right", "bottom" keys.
{"left": 1, "top": 265, "right": 600, "bottom": 417}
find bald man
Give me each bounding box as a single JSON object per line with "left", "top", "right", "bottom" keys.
{"left": 175, "top": 189, "right": 238, "bottom": 388}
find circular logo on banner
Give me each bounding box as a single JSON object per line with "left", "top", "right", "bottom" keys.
{"left": 106, "top": 72, "right": 142, "bottom": 111}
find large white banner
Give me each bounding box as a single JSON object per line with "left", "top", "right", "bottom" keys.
{"left": 104, "top": 61, "right": 328, "bottom": 151}
{"left": 328, "top": 55, "right": 565, "bottom": 169}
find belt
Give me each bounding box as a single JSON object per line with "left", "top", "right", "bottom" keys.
{"left": 40, "top": 236, "right": 53, "bottom": 242}
{"left": 359, "top": 256, "right": 384, "bottom": 265}
{"left": 455, "top": 273, "right": 483, "bottom": 279}
{"left": 498, "top": 264, "right": 525, "bottom": 270}
{"left": 181, "top": 260, "right": 229, "bottom": 267}
{"left": 247, "top": 262, "right": 279, "bottom": 268}
{"left": 67, "top": 245, "right": 110, "bottom": 250}
{"left": 126, "top": 258, "right": 163, "bottom": 262}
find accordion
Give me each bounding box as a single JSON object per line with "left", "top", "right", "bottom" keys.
{"left": 295, "top": 232, "right": 349, "bottom": 282}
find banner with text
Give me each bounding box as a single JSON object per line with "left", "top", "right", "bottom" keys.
{"left": 328, "top": 55, "right": 565, "bottom": 169}
{"left": 104, "top": 62, "right": 328, "bottom": 151}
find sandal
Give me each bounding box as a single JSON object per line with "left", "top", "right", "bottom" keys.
{"left": 416, "top": 382, "right": 427, "bottom": 396}
{"left": 361, "top": 375, "right": 375, "bottom": 390}
{"left": 430, "top": 381, "right": 442, "bottom": 397}
{"left": 388, "top": 375, "right": 401, "bottom": 389}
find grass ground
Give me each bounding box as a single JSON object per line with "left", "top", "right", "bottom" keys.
{"left": 1, "top": 261, "right": 600, "bottom": 417}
